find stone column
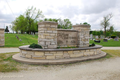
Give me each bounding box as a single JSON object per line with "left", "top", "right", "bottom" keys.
{"left": 0, "top": 28, "right": 5, "bottom": 46}
{"left": 72, "top": 25, "right": 90, "bottom": 47}
{"left": 38, "top": 21, "right": 58, "bottom": 49}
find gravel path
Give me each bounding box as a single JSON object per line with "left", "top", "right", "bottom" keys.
{"left": 0, "top": 57, "right": 120, "bottom": 80}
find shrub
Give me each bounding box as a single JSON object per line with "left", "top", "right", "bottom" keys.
{"left": 89, "top": 43, "right": 95, "bottom": 47}
{"left": 111, "top": 35, "right": 116, "bottom": 39}
{"left": 29, "top": 43, "right": 42, "bottom": 49}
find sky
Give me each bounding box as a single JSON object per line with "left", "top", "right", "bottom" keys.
{"left": 0, "top": 0, "right": 120, "bottom": 31}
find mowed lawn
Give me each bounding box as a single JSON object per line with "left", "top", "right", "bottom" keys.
{"left": 90, "top": 39, "right": 120, "bottom": 47}
{"left": 5, "top": 33, "right": 38, "bottom": 47}
{"left": 3, "top": 33, "right": 120, "bottom": 47}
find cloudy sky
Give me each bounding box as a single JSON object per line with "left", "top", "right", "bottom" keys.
{"left": 0, "top": 0, "right": 120, "bottom": 31}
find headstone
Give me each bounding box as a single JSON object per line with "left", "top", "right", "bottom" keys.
{"left": 103, "top": 38, "right": 108, "bottom": 42}
{"left": 95, "top": 35, "right": 99, "bottom": 39}
{"left": 90, "top": 34, "right": 93, "bottom": 40}
{"left": 114, "top": 36, "right": 119, "bottom": 41}
{"left": 100, "top": 35, "right": 104, "bottom": 39}
{"left": 94, "top": 40, "right": 100, "bottom": 43}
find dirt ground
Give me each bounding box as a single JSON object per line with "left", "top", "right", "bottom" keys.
{"left": 0, "top": 57, "right": 120, "bottom": 80}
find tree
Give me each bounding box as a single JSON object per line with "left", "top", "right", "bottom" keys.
{"left": 12, "top": 15, "right": 27, "bottom": 34}
{"left": 12, "top": 6, "right": 44, "bottom": 34}
{"left": 108, "top": 26, "right": 114, "bottom": 34}
{"left": 5, "top": 26, "right": 9, "bottom": 33}
{"left": 101, "top": 13, "right": 113, "bottom": 37}
{"left": 58, "top": 18, "right": 72, "bottom": 29}
{"left": 25, "top": 6, "right": 44, "bottom": 34}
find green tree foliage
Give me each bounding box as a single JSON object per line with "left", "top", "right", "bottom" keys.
{"left": 12, "top": 6, "right": 44, "bottom": 34}
{"left": 25, "top": 6, "right": 44, "bottom": 34}
{"left": 101, "top": 13, "right": 113, "bottom": 37}
{"left": 108, "top": 26, "right": 114, "bottom": 34}
{"left": 44, "top": 18, "right": 58, "bottom": 22}
{"left": 43, "top": 18, "right": 72, "bottom": 29}
{"left": 58, "top": 18, "right": 72, "bottom": 29}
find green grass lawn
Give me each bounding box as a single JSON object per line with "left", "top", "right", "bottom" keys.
{"left": 5, "top": 33, "right": 38, "bottom": 47}
{"left": 90, "top": 39, "right": 120, "bottom": 47}
{"left": 3, "top": 33, "right": 120, "bottom": 47}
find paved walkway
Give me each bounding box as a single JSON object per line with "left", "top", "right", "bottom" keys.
{"left": 0, "top": 48, "right": 19, "bottom": 53}
{"left": 0, "top": 47, "right": 120, "bottom": 53}
{"left": 102, "top": 47, "right": 120, "bottom": 50}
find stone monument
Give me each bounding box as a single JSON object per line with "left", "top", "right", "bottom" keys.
{"left": 0, "top": 28, "right": 4, "bottom": 46}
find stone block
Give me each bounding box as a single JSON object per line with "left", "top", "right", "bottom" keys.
{"left": 50, "top": 51, "right": 56, "bottom": 54}
{"left": 43, "top": 33, "right": 49, "bottom": 36}
{"left": 46, "top": 36, "right": 54, "bottom": 39}
{"left": 46, "top": 56, "right": 55, "bottom": 59}
{"left": 47, "top": 28, "right": 52, "bottom": 31}
{"left": 73, "top": 51, "right": 80, "bottom": 54}
{"left": 39, "top": 42, "right": 45, "bottom": 45}
{"left": 68, "top": 51, "right": 73, "bottom": 54}
{"left": 84, "top": 52, "right": 90, "bottom": 56}
{"left": 52, "top": 31, "right": 57, "bottom": 33}
{"left": 39, "top": 25, "right": 45, "bottom": 27}
{"left": 51, "top": 42, "right": 56, "bottom": 45}
{"left": 48, "top": 45, "right": 57, "bottom": 49}
{"left": 63, "top": 51, "right": 68, "bottom": 54}
{"left": 46, "top": 31, "right": 52, "bottom": 33}
{"left": 26, "top": 54, "right": 32, "bottom": 58}
{"left": 46, "top": 24, "right": 50, "bottom": 27}
{"left": 45, "top": 53, "right": 53, "bottom": 56}
{"left": 22, "top": 50, "right": 27, "bottom": 54}
{"left": 89, "top": 52, "right": 95, "bottom": 55}
{"left": 49, "top": 34, "right": 56, "bottom": 36}
{"left": 70, "top": 54, "right": 76, "bottom": 58}
{"left": 45, "top": 52, "right": 50, "bottom": 54}
{"left": 27, "top": 51, "right": 34, "bottom": 55}
{"left": 32, "top": 56, "right": 46, "bottom": 59}
{"left": 39, "top": 30, "right": 44, "bottom": 33}
{"left": 63, "top": 55, "right": 70, "bottom": 58}
{"left": 86, "top": 50, "right": 90, "bottom": 52}
{"left": 35, "top": 52, "right": 44, "bottom": 56}
{"left": 75, "top": 53, "right": 83, "bottom": 57}
{"left": 55, "top": 56, "right": 63, "bottom": 59}
{"left": 51, "top": 25, "right": 57, "bottom": 27}
{"left": 54, "top": 51, "right": 63, "bottom": 56}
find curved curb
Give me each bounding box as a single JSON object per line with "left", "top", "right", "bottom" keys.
{"left": 19, "top": 45, "right": 102, "bottom": 51}
{"left": 12, "top": 51, "right": 106, "bottom": 65}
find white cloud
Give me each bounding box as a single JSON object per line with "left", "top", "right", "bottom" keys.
{"left": 0, "top": 0, "right": 120, "bottom": 31}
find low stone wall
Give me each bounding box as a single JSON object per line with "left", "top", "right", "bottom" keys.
{"left": 19, "top": 45, "right": 102, "bottom": 60}
{"left": 0, "top": 28, "right": 4, "bottom": 46}
{"left": 57, "top": 29, "right": 78, "bottom": 47}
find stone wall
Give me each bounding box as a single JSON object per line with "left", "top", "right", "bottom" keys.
{"left": 38, "top": 21, "right": 58, "bottom": 49}
{"left": 73, "top": 25, "right": 90, "bottom": 47}
{"left": 38, "top": 21, "right": 90, "bottom": 48}
{"left": 0, "top": 28, "right": 4, "bottom": 46}
{"left": 20, "top": 47, "right": 101, "bottom": 60}
{"left": 57, "top": 29, "right": 78, "bottom": 47}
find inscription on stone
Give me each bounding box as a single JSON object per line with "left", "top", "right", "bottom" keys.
{"left": 57, "top": 30, "right": 78, "bottom": 47}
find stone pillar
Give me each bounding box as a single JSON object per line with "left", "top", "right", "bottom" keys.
{"left": 72, "top": 25, "right": 90, "bottom": 47}
{"left": 38, "top": 21, "right": 58, "bottom": 49}
{"left": 0, "top": 28, "right": 5, "bottom": 46}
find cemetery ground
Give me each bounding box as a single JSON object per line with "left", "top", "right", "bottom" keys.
{"left": 4, "top": 33, "right": 120, "bottom": 47}
{"left": 4, "top": 33, "right": 37, "bottom": 47}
